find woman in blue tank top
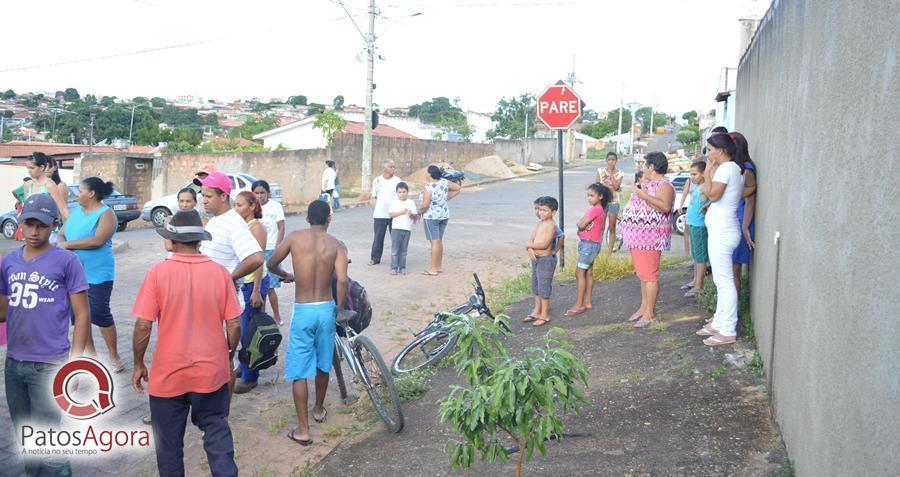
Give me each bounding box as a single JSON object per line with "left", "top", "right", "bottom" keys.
{"left": 58, "top": 177, "right": 123, "bottom": 372}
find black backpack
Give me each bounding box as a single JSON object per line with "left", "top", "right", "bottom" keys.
{"left": 331, "top": 276, "right": 373, "bottom": 335}
{"left": 238, "top": 310, "right": 282, "bottom": 371}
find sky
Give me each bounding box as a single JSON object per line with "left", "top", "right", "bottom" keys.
{"left": 1, "top": 0, "right": 770, "bottom": 117}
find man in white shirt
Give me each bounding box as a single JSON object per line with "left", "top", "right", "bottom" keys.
{"left": 196, "top": 172, "right": 264, "bottom": 394}
{"left": 369, "top": 160, "right": 402, "bottom": 265}
{"left": 321, "top": 161, "right": 337, "bottom": 207}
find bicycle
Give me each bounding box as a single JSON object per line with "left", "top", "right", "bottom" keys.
{"left": 391, "top": 273, "right": 507, "bottom": 374}
{"left": 333, "top": 309, "right": 404, "bottom": 433}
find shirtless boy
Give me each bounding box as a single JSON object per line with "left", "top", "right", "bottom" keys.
{"left": 267, "top": 200, "right": 348, "bottom": 446}
{"left": 523, "top": 196, "right": 559, "bottom": 327}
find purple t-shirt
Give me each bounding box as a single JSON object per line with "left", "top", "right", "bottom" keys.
{"left": 0, "top": 247, "right": 89, "bottom": 363}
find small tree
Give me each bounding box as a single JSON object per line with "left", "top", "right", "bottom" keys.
{"left": 439, "top": 316, "right": 588, "bottom": 477}
{"left": 313, "top": 110, "right": 347, "bottom": 145}
{"left": 676, "top": 127, "right": 700, "bottom": 147}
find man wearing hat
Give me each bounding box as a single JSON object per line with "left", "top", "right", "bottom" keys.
{"left": 132, "top": 209, "right": 242, "bottom": 477}
{"left": 0, "top": 194, "right": 90, "bottom": 477}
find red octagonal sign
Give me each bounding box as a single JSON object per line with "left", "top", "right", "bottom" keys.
{"left": 537, "top": 84, "right": 582, "bottom": 130}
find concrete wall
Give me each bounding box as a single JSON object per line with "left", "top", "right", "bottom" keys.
{"left": 495, "top": 137, "right": 582, "bottom": 165}
{"left": 78, "top": 134, "right": 495, "bottom": 206}
{"left": 736, "top": 1, "right": 900, "bottom": 475}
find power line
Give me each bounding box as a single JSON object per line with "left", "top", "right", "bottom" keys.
{"left": 0, "top": 36, "right": 233, "bottom": 74}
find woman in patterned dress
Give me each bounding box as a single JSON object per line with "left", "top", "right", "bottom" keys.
{"left": 418, "top": 165, "right": 461, "bottom": 276}
{"left": 620, "top": 152, "right": 675, "bottom": 328}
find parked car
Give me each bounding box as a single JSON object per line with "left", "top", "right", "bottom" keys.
{"left": 667, "top": 172, "right": 692, "bottom": 236}
{"left": 141, "top": 173, "right": 284, "bottom": 227}
{"left": 1, "top": 187, "right": 141, "bottom": 239}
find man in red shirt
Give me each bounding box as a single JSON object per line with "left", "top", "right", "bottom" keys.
{"left": 131, "top": 209, "right": 242, "bottom": 477}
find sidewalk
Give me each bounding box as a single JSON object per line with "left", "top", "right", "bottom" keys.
{"left": 315, "top": 267, "right": 790, "bottom": 476}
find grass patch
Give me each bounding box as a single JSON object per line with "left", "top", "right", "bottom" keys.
{"left": 322, "top": 423, "right": 344, "bottom": 439}
{"left": 779, "top": 461, "right": 795, "bottom": 477}
{"left": 488, "top": 268, "right": 534, "bottom": 314}
{"left": 394, "top": 368, "right": 437, "bottom": 402}
{"left": 748, "top": 352, "right": 764, "bottom": 378}
{"left": 556, "top": 247, "right": 687, "bottom": 283}
{"left": 647, "top": 321, "right": 670, "bottom": 331}
{"left": 706, "top": 362, "right": 728, "bottom": 379}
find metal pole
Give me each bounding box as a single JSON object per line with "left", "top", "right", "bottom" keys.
{"left": 361, "top": 0, "right": 376, "bottom": 193}
{"left": 557, "top": 129, "right": 565, "bottom": 269}
{"left": 0, "top": 117, "right": 4, "bottom": 142}
{"left": 524, "top": 111, "right": 528, "bottom": 138}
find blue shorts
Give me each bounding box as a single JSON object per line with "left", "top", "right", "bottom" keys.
{"left": 264, "top": 250, "right": 281, "bottom": 289}
{"left": 423, "top": 219, "right": 448, "bottom": 241}
{"left": 606, "top": 203, "right": 621, "bottom": 216}
{"left": 577, "top": 239, "right": 602, "bottom": 270}
{"left": 89, "top": 281, "right": 115, "bottom": 327}
{"left": 285, "top": 301, "right": 336, "bottom": 381}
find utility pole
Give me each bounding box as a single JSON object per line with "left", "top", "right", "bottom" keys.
{"left": 361, "top": 0, "right": 376, "bottom": 193}
{"left": 523, "top": 111, "right": 528, "bottom": 138}
{"left": 128, "top": 103, "right": 137, "bottom": 145}
{"left": 89, "top": 113, "right": 95, "bottom": 154}
{"left": 0, "top": 117, "right": 4, "bottom": 142}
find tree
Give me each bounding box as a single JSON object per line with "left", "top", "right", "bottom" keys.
{"left": 84, "top": 94, "right": 98, "bottom": 105}
{"left": 288, "top": 95, "right": 308, "bottom": 106}
{"left": 634, "top": 107, "right": 669, "bottom": 133}
{"left": 676, "top": 127, "right": 700, "bottom": 147}
{"left": 63, "top": 88, "right": 80, "bottom": 102}
{"left": 408, "top": 96, "right": 472, "bottom": 140}
{"left": 132, "top": 96, "right": 148, "bottom": 104}
{"left": 229, "top": 116, "right": 278, "bottom": 140}
{"left": 306, "top": 103, "right": 326, "bottom": 115}
{"left": 581, "top": 109, "right": 599, "bottom": 122}
{"left": 332, "top": 95, "right": 345, "bottom": 110}
{"left": 487, "top": 93, "right": 536, "bottom": 140}
{"left": 439, "top": 317, "right": 588, "bottom": 477}
{"left": 313, "top": 110, "right": 347, "bottom": 145}
{"left": 100, "top": 96, "right": 116, "bottom": 107}
{"left": 2, "top": 110, "right": 13, "bottom": 118}
{"left": 150, "top": 97, "right": 167, "bottom": 108}
{"left": 2, "top": 89, "right": 15, "bottom": 100}
{"left": 682, "top": 110, "right": 699, "bottom": 127}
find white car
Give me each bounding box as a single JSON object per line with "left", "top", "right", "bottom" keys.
{"left": 141, "top": 172, "right": 283, "bottom": 227}
{"left": 667, "top": 172, "right": 692, "bottom": 236}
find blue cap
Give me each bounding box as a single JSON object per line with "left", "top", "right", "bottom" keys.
{"left": 20, "top": 194, "right": 60, "bottom": 226}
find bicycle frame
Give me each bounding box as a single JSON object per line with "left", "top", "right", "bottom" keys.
{"left": 334, "top": 325, "right": 372, "bottom": 388}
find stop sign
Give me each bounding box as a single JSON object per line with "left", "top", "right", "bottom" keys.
{"left": 536, "top": 84, "right": 582, "bottom": 130}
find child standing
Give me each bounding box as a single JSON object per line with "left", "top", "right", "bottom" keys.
{"left": 567, "top": 183, "right": 613, "bottom": 317}
{"left": 1, "top": 194, "right": 90, "bottom": 477}
{"left": 388, "top": 182, "right": 417, "bottom": 275}
{"left": 685, "top": 161, "right": 710, "bottom": 297}
{"left": 524, "top": 196, "right": 559, "bottom": 327}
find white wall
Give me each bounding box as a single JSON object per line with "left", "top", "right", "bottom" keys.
{"left": 259, "top": 122, "right": 326, "bottom": 150}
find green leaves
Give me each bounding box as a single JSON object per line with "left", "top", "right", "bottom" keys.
{"left": 438, "top": 315, "right": 590, "bottom": 475}
{"left": 313, "top": 110, "right": 347, "bottom": 145}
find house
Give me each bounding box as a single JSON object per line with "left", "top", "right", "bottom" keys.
{"left": 0, "top": 141, "right": 155, "bottom": 168}
{"left": 253, "top": 118, "right": 418, "bottom": 150}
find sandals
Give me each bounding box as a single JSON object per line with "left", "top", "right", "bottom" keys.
{"left": 703, "top": 334, "right": 736, "bottom": 347}
{"left": 684, "top": 290, "right": 697, "bottom": 298}
{"left": 523, "top": 315, "right": 538, "bottom": 323}
{"left": 111, "top": 360, "right": 126, "bottom": 374}
{"left": 313, "top": 408, "right": 327, "bottom": 423}
{"left": 421, "top": 270, "right": 439, "bottom": 276}
{"left": 287, "top": 428, "right": 313, "bottom": 446}
{"left": 531, "top": 318, "right": 551, "bottom": 327}
{"left": 633, "top": 317, "right": 654, "bottom": 328}
{"left": 680, "top": 281, "right": 694, "bottom": 290}
{"left": 696, "top": 325, "right": 717, "bottom": 336}
{"left": 627, "top": 311, "right": 643, "bottom": 322}
{"left": 564, "top": 308, "right": 586, "bottom": 317}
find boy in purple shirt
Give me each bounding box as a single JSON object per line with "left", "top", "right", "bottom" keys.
{"left": 0, "top": 194, "right": 90, "bottom": 477}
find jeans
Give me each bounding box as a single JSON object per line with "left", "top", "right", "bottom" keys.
{"left": 149, "top": 384, "right": 237, "bottom": 477}
{"left": 371, "top": 218, "right": 392, "bottom": 263}
{"left": 5, "top": 358, "right": 71, "bottom": 477}
{"left": 239, "top": 277, "right": 270, "bottom": 383}
{"left": 708, "top": 227, "right": 742, "bottom": 337}
{"left": 390, "top": 229, "right": 411, "bottom": 271}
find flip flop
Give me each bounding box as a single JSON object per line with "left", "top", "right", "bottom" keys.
{"left": 680, "top": 282, "right": 694, "bottom": 290}
{"left": 564, "top": 308, "right": 586, "bottom": 317}
{"left": 633, "top": 317, "right": 654, "bottom": 328}
{"left": 628, "top": 311, "right": 643, "bottom": 322}
{"left": 696, "top": 325, "right": 717, "bottom": 336}
{"left": 703, "top": 335, "right": 736, "bottom": 347}
{"left": 531, "top": 318, "right": 551, "bottom": 327}
{"left": 111, "top": 361, "right": 126, "bottom": 374}
{"left": 421, "top": 270, "right": 439, "bottom": 276}
{"left": 313, "top": 408, "right": 327, "bottom": 423}
{"left": 523, "top": 315, "right": 538, "bottom": 323}
{"left": 287, "top": 428, "right": 313, "bottom": 446}
{"left": 684, "top": 290, "right": 697, "bottom": 298}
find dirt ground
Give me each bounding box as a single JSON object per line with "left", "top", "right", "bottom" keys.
{"left": 314, "top": 267, "right": 790, "bottom": 477}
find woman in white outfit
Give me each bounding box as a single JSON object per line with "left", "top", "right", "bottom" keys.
{"left": 696, "top": 133, "right": 745, "bottom": 346}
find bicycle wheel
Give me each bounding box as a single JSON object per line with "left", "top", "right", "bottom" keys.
{"left": 354, "top": 335, "right": 404, "bottom": 433}
{"left": 391, "top": 329, "right": 457, "bottom": 375}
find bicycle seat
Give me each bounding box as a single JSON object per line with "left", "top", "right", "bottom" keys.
{"left": 335, "top": 309, "right": 357, "bottom": 325}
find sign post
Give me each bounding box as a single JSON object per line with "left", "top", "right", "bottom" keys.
{"left": 537, "top": 81, "right": 583, "bottom": 268}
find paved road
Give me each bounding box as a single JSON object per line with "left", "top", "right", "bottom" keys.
{"left": 0, "top": 160, "right": 685, "bottom": 475}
